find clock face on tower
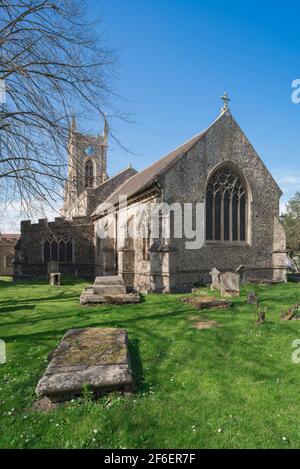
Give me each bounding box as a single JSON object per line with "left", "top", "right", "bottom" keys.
{"left": 85, "top": 146, "right": 96, "bottom": 157}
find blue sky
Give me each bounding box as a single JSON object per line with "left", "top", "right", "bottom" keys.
{"left": 90, "top": 0, "right": 300, "bottom": 212}
{"left": 2, "top": 0, "right": 300, "bottom": 231}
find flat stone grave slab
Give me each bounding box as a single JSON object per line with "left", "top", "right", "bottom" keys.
{"left": 192, "top": 320, "right": 219, "bottom": 330}
{"left": 36, "top": 328, "right": 134, "bottom": 402}
{"left": 180, "top": 295, "right": 231, "bottom": 310}
{"left": 209, "top": 267, "right": 221, "bottom": 291}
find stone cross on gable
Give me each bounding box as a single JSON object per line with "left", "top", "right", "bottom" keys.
{"left": 221, "top": 92, "right": 230, "bottom": 112}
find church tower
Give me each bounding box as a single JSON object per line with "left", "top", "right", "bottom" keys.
{"left": 62, "top": 116, "right": 109, "bottom": 216}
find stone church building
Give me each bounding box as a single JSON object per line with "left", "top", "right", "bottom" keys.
{"left": 14, "top": 99, "right": 287, "bottom": 291}
{"left": 0, "top": 234, "right": 19, "bottom": 276}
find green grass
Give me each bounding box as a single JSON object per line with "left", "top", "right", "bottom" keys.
{"left": 1, "top": 276, "right": 300, "bottom": 449}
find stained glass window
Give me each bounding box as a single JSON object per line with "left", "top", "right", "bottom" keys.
{"left": 206, "top": 165, "right": 247, "bottom": 242}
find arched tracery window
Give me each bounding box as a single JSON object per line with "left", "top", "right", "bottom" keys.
{"left": 5, "top": 254, "right": 14, "bottom": 268}
{"left": 85, "top": 160, "right": 94, "bottom": 188}
{"left": 43, "top": 234, "right": 74, "bottom": 263}
{"left": 139, "top": 214, "right": 151, "bottom": 262}
{"left": 206, "top": 165, "right": 248, "bottom": 242}
{"left": 142, "top": 224, "right": 151, "bottom": 261}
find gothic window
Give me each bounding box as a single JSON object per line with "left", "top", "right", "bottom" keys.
{"left": 66, "top": 240, "right": 73, "bottom": 263}
{"left": 5, "top": 254, "right": 14, "bottom": 268}
{"left": 206, "top": 165, "right": 247, "bottom": 242}
{"left": 43, "top": 235, "right": 74, "bottom": 263}
{"left": 44, "top": 240, "right": 50, "bottom": 262}
{"left": 141, "top": 221, "right": 151, "bottom": 261}
{"left": 85, "top": 160, "right": 94, "bottom": 188}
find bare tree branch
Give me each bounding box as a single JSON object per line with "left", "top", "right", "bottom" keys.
{"left": 0, "top": 0, "right": 118, "bottom": 219}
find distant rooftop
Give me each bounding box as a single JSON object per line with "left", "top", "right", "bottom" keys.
{"left": 0, "top": 234, "right": 20, "bottom": 242}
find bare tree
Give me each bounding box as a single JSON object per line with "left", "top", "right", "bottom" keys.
{"left": 0, "top": 0, "right": 116, "bottom": 217}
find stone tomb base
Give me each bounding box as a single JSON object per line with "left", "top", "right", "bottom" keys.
{"left": 180, "top": 295, "right": 231, "bottom": 310}
{"left": 80, "top": 275, "right": 140, "bottom": 305}
{"left": 36, "top": 328, "right": 134, "bottom": 401}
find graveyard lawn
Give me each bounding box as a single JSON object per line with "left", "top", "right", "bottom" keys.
{"left": 1, "top": 277, "right": 300, "bottom": 449}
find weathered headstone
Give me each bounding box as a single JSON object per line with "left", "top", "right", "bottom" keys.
{"left": 256, "top": 308, "right": 267, "bottom": 326}
{"left": 49, "top": 272, "right": 61, "bottom": 286}
{"left": 209, "top": 267, "right": 221, "bottom": 291}
{"left": 247, "top": 291, "right": 258, "bottom": 305}
{"left": 280, "top": 304, "right": 299, "bottom": 321}
{"left": 236, "top": 265, "right": 247, "bottom": 285}
{"left": 220, "top": 271, "right": 240, "bottom": 297}
{"left": 36, "top": 328, "right": 134, "bottom": 401}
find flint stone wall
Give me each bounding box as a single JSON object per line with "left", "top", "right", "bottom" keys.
{"left": 156, "top": 112, "right": 286, "bottom": 291}
{"left": 14, "top": 217, "right": 95, "bottom": 280}
{"left": 95, "top": 112, "right": 286, "bottom": 292}
{"left": 63, "top": 167, "right": 137, "bottom": 220}
{"left": 0, "top": 236, "right": 19, "bottom": 276}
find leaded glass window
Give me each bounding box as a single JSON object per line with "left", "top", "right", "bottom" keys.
{"left": 206, "top": 165, "right": 247, "bottom": 242}
{"left": 85, "top": 160, "right": 94, "bottom": 188}
{"left": 43, "top": 234, "right": 74, "bottom": 263}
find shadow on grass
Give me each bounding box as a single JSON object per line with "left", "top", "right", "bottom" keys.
{"left": 0, "top": 290, "right": 80, "bottom": 308}
{"left": 128, "top": 338, "right": 148, "bottom": 393}
{"left": 0, "top": 304, "right": 35, "bottom": 314}
{"left": 1, "top": 275, "right": 89, "bottom": 288}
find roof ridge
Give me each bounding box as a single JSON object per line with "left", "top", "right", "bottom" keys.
{"left": 93, "top": 165, "right": 136, "bottom": 190}
{"left": 91, "top": 113, "right": 226, "bottom": 218}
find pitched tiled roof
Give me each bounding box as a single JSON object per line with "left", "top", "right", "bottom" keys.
{"left": 0, "top": 234, "right": 20, "bottom": 242}
{"left": 92, "top": 113, "right": 224, "bottom": 218}
{"left": 93, "top": 166, "right": 137, "bottom": 192}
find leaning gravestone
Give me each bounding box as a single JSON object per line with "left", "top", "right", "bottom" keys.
{"left": 36, "top": 328, "right": 134, "bottom": 401}
{"left": 209, "top": 267, "right": 221, "bottom": 291}
{"left": 247, "top": 291, "right": 258, "bottom": 305}
{"left": 220, "top": 272, "right": 240, "bottom": 297}
{"left": 236, "top": 265, "right": 247, "bottom": 286}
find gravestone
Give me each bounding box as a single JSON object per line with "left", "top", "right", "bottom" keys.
{"left": 93, "top": 276, "right": 126, "bottom": 295}
{"left": 280, "top": 304, "right": 299, "bottom": 320}
{"left": 36, "top": 328, "right": 134, "bottom": 401}
{"left": 80, "top": 276, "right": 140, "bottom": 305}
{"left": 180, "top": 296, "right": 231, "bottom": 310}
{"left": 220, "top": 271, "right": 240, "bottom": 297}
{"left": 49, "top": 272, "right": 61, "bottom": 286}
{"left": 192, "top": 320, "right": 219, "bottom": 330}
{"left": 247, "top": 291, "right": 258, "bottom": 305}
{"left": 209, "top": 267, "right": 221, "bottom": 291}
{"left": 236, "top": 265, "right": 247, "bottom": 285}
